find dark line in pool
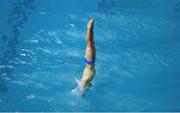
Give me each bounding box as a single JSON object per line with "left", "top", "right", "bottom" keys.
{"left": 174, "top": 1, "right": 180, "bottom": 13}
{"left": 0, "top": 0, "right": 36, "bottom": 93}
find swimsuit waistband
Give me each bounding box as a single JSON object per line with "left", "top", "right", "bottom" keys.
{"left": 83, "top": 57, "right": 95, "bottom": 65}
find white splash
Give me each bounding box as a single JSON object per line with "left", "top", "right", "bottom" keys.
{"left": 48, "top": 31, "right": 63, "bottom": 44}
{"left": 71, "top": 76, "right": 85, "bottom": 96}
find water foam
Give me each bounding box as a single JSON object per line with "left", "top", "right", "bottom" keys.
{"left": 71, "top": 76, "right": 85, "bottom": 96}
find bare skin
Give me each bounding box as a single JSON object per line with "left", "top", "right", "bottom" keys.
{"left": 80, "top": 19, "right": 96, "bottom": 91}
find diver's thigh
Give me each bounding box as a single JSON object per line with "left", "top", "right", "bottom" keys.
{"left": 85, "top": 47, "right": 93, "bottom": 59}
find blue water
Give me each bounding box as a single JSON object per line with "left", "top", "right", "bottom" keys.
{"left": 0, "top": 0, "right": 180, "bottom": 112}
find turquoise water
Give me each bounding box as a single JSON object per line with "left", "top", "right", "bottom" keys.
{"left": 0, "top": 0, "right": 180, "bottom": 111}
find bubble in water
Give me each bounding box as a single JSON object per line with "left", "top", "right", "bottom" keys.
{"left": 70, "top": 24, "right": 75, "bottom": 27}
{"left": 26, "top": 94, "right": 35, "bottom": 100}
{"left": 38, "top": 12, "right": 46, "bottom": 15}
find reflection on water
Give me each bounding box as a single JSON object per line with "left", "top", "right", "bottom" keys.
{"left": 98, "top": 0, "right": 117, "bottom": 14}
{"left": 98, "top": 0, "right": 180, "bottom": 18}
{"left": 0, "top": 0, "right": 36, "bottom": 92}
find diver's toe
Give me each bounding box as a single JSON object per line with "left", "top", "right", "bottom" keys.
{"left": 87, "top": 19, "right": 94, "bottom": 29}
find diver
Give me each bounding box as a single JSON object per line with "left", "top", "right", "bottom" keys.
{"left": 80, "top": 19, "right": 96, "bottom": 91}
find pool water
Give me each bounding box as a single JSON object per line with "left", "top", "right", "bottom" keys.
{"left": 0, "top": 0, "right": 180, "bottom": 112}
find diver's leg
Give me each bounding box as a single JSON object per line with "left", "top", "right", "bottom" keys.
{"left": 86, "top": 19, "right": 94, "bottom": 47}
{"left": 85, "top": 19, "right": 95, "bottom": 60}
{"left": 87, "top": 19, "right": 96, "bottom": 58}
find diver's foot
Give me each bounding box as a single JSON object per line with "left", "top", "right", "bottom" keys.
{"left": 87, "top": 18, "right": 94, "bottom": 29}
